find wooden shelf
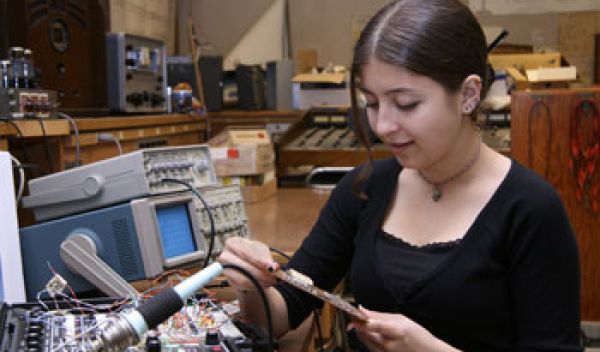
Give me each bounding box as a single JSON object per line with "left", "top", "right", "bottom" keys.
{"left": 0, "top": 119, "right": 70, "bottom": 138}
{"left": 73, "top": 113, "right": 205, "bottom": 131}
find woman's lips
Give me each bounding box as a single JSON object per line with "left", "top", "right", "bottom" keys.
{"left": 389, "top": 141, "right": 414, "bottom": 150}
{"left": 387, "top": 141, "right": 414, "bottom": 154}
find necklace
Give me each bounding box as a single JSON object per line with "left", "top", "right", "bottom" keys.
{"left": 417, "top": 140, "right": 482, "bottom": 202}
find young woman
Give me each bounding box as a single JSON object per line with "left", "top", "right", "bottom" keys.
{"left": 218, "top": 0, "right": 581, "bottom": 350}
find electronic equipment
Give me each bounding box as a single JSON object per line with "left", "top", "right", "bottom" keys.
{"left": 20, "top": 191, "right": 206, "bottom": 299}
{"left": 277, "top": 108, "right": 391, "bottom": 184}
{"left": 284, "top": 108, "right": 361, "bottom": 150}
{"left": 193, "top": 185, "right": 250, "bottom": 254}
{"left": 199, "top": 55, "right": 224, "bottom": 112}
{"left": 0, "top": 87, "right": 57, "bottom": 119}
{"left": 20, "top": 184, "right": 250, "bottom": 300}
{"left": 266, "top": 59, "right": 294, "bottom": 111}
{"left": 106, "top": 33, "right": 167, "bottom": 113}
{"left": 4, "top": 0, "right": 109, "bottom": 112}
{"left": 236, "top": 65, "right": 265, "bottom": 110}
{"left": 166, "top": 56, "right": 195, "bottom": 114}
{"left": 0, "top": 296, "right": 267, "bottom": 351}
{"left": 0, "top": 151, "right": 26, "bottom": 303}
{"left": 22, "top": 145, "right": 216, "bottom": 221}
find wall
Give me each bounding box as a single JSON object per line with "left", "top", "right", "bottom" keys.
{"left": 109, "top": 0, "right": 176, "bottom": 54}
{"left": 178, "top": 0, "right": 600, "bottom": 84}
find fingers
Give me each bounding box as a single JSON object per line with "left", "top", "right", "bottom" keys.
{"left": 355, "top": 306, "right": 410, "bottom": 339}
{"left": 224, "top": 237, "right": 278, "bottom": 270}
{"left": 217, "top": 237, "right": 278, "bottom": 290}
{"left": 354, "top": 329, "right": 385, "bottom": 351}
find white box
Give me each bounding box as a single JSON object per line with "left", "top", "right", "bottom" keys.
{"left": 526, "top": 66, "right": 577, "bottom": 82}
{"left": 0, "top": 151, "right": 26, "bottom": 303}
{"left": 292, "top": 72, "right": 350, "bottom": 110}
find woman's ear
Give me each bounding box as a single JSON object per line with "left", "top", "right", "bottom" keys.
{"left": 461, "top": 74, "right": 482, "bottom": 114}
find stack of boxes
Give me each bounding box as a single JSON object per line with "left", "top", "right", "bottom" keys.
{"left": 208, "top": 128, "right": 277, "bottom": 203}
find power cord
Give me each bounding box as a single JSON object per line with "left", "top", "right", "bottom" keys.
{"left": 268, "top": 246, "right": 291, "bottom": 260}
{"left": 97, "top": 133, "right": 123, "bottom": 155}
{"left": 268, "top": 246, "right": 326, "bottom": 352}
{"left": 0, "top": 117, "right": 35, "bottom": 177}
{"left": 33, "top": 115, "right": 55, "bottom": 173}
{"left": 222, "top": 263, "right": 275, "bottom": 352}
{"left": 10, "top": 153, "right": 25, "bottom": 202}
{"left": 161, "top": 178, "right": 216, "bottom": 269}
{"left": 57, "top": 112, "right": 81, "bottom": 167}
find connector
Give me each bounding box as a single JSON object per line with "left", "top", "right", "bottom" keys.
{"left": 45, "top": 273, "right": 67, "bottom": 297}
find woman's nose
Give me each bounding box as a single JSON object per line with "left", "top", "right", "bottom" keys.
{"left": 371, "top": 106, "right": 398, "bottom": 136}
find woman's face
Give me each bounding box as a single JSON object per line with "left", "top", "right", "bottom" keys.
{"left": 359, "top": 58, "right": 466, "bottom": 169}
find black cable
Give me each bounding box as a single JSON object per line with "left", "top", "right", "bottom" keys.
{"left": 12, "top": 162, "right": 40, "bottom": 170}
{"left": 0, "top": 118, "right": 23, "bottom": 137}
{"left": 161, "top": 178, "right": 216, "bottom": 269}
{"left": 222, "top": 263, "right": 275, "bottom": 352}
{"left": 487, "top": 29, "right": 509, "bottom": 53}
{"left": 268, "top": 246, "right": 325, "bottom": 352}
{"left": 0, "top": 118, "right": 36, "bottom": 178}
{"left": 269, "top": 246, "right": 291, "bottom": 260}
{"left": 34, "top": 116, "right": 54, "bottom": 173}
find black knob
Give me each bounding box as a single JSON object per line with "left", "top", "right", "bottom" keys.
{"left": 27, "top": 325, "right": 42, "bottom": 333}
{"left": 145, "top": 335, "right": 161, "bottom": 352}
{"left": 205, "top": 331, "right": 220, "bottom": 346}
{"left": 26, "top": 339, "right": 41, "bottom": 347}
{"left": 150, "top": 94, "right": 165, "bottom": 106}
{"left": 25, "top": 332, "right": 40, "bottom": 340}
{"left": 127, "top": 93, "right": 144, "bottom": 107}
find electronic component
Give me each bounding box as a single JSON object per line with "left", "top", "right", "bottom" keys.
{"left": 22, "top": 144, "right": 216, "bottom": 221}
{"left": 106, "top": 33, "right": 167, "bottom": 113}
{"left": 272, "top": 269, "right": 366, "bottom": 321}
{"left": 0, "top": 88, "right": 57, "bottom": 119}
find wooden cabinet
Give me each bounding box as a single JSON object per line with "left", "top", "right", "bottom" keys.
{"left": 62, "top": 114, "right": 206, "bottom": 169}
{"left": 511, "top": 88, "right": 600, "bottom": 320}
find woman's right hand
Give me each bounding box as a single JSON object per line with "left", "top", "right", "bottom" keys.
{"left": 217, "top": 237, "right": 280, "bottom": 292}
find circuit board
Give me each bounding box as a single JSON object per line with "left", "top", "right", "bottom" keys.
{"left": 272, "top": 269, "right": 366, "bottom": 321}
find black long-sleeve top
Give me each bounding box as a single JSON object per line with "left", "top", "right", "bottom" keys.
{"left": 275, "top": 158, "right": 581, "bottom": 351}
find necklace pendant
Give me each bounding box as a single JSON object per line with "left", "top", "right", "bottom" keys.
{"left": 432, "top": 188, "right": 442, "bottom": 202}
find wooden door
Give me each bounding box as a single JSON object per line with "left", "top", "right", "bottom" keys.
{"left": 512, "top": 88, "right": 600, "bottom": 320}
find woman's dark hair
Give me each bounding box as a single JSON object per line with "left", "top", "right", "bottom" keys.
{"left": 350, "top": 0, "right": 493, "bottom": 196}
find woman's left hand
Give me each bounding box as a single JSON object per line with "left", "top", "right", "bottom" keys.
{"left": 351, "top": 306, "right": 460, "bottom": 352}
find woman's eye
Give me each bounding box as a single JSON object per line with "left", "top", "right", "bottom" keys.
{"left": 396, "top": 101, "right": 419, "bottom": 111}
{"left": 365, "top": 102, "right": 379, "bottom": 109}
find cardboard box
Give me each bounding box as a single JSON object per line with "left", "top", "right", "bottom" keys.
{"left": 240, "top": 178, "right": 277, "bottom": 203}
{"left": 489, "top": 52, "right": 577, "bottom": 90}
{"left": 292, "top": 72, "right": 350, "bottom": 109}
{"left": 219, "top": 171, "right": 277, "bottom": 203}
{"left": 208, "top": 128, "right": 275, "bottom": 176}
